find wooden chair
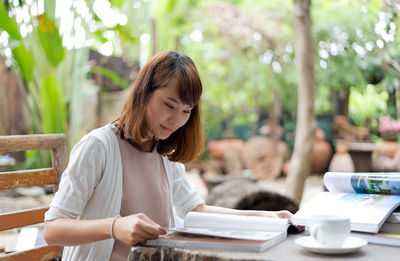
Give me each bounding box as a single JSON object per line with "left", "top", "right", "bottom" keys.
{"left": 0, "top": 134, "right": 68, "bottom": 261}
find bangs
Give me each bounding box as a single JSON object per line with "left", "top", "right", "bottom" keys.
{"left": 150, "top": 51, "right": 202, "bottom": 106}
{"left": 175, "top": 68, "right": 202, "bottom": 106}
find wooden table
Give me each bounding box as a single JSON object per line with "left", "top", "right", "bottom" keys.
{"left": 347, "top": 142, "right": 377, "bottom": 172}
{"left": 129, "top": 233, "right": 399, "bottom": 261}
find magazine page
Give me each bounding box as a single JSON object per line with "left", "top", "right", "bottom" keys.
{"left": 324, "top": 172, "right": 400, "bottom": 195}
{"left": 387, "top": 208, "right": 400, "bottom": 223}
{"left": 183, "top": 212, "right": 289, "bottom": 233}
{"left": 291, "top": 192, "right": 400, "bottom": 233}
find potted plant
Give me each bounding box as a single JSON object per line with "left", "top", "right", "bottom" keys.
{"left": 379, "top": 115, "right": 400, "bottom": 141}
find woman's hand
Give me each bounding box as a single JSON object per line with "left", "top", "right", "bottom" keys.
{"left": 193, "top": 204, "right": 294, "bottom": 219}
{"left": 191, "top": 204, "right": 304, "bottom": 232}
{"left": 113, "top": 213, "right": 167, "bottom": 246}
{"left": 255, "top": 210, "right": 293, "bottom": 219}
{"left": 256, "top": 210, "right": 304, "bottom": 232}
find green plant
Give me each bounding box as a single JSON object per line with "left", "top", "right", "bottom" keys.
{"left": 349, "top": 85, "right": 388, "bottom": 128}
{"left": 0, "top": 1, "right": 92, "bottom": 167}
{"left": 90, "top": 66, "right": 130, "bottom": 90}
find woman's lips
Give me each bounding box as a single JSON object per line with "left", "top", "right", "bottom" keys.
{"left": 161, "top": 125, "right": 173, "bottom": 132}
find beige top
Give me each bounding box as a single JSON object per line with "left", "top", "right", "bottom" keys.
{"left": 45, "top": 124, "right": 204, "bottom": 260}
{"left": 110, "top": 133, "right": 171, "bottom": 261}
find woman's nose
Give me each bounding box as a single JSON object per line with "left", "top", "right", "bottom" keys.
{"left": 168, "top": 112, "right": 185, "bottom": 128}
{"left": 167, "top": 114, "right": 178, "bottom": 127}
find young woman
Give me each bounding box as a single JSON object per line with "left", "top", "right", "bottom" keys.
{"left": 44, "top": 51, "right": 293, "bottom": 260}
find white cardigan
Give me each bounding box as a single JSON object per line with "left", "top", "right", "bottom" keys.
{"left": 45, "top": 124, "right": 204, "bottom": 260}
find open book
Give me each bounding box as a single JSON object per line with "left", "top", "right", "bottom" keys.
{"left": 292, "top": 172, "right": 400, "bottom": 233}
{"left": 352, "top": 208, "right": 400, "bottom": 246}
{"left": 146, "top": 212, "right": 289, "bottom": 252}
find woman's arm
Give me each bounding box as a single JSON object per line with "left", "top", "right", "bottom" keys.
{"left": 192, "top": 204, "right": 293, "bottom": 219}
{"left": 44, "top": 217, "right": 116, "bottom": 246}
{"left": 44, "top": 213, "right": 167, "bottom": 246}
{"left": 192, "top": 204, "right": 305, "bottom": 232}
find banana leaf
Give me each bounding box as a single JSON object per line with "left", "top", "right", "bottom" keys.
{"left": 36, "top": 14, "right": 65, "bottom": 67}
{"left": 11, "top": 44, "right": 34, "bottom": 81}
{"left": 40, "top": 74, "right": 66, "bottom": 134}
{"left": 0, "top": 2, "right": 21, "bottom": 40}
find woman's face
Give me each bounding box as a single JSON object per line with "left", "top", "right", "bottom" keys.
{"left": 145, "top": 84, "right": 193, "bottom": 140}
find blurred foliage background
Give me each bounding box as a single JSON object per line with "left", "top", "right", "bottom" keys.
{"left": 0, "top": 0, "right": 399, "bottom": 168}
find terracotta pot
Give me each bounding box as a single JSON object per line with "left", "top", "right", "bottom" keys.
{"left": 376, "top": 141, "right": 400, "bottom": 159}
{"left": 311, "top": 128, "right": 332, "bottom": 174}
{"left": 328, "top": 153, "right": 355, "bottom": 172}
{"left": 207, "top": 139, "right": 245, "bottom": 159}
{"left": 328, "top": 143, "right": 355, "bottom": 172}
{"left": 241, "top": 136, "right": 288, "bottom": 179}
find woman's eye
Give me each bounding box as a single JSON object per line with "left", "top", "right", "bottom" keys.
{"left": 164, "top": 102, "right": 174, "bottom": 109}
{"left": 183, "top": 110, "right": 191, "bottom": 114}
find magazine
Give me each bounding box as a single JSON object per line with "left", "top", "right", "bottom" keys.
{"left": 380, "top": 222, "right": 400, "bottom": 234}
{"left": 291, "top": 172, "right": 400, "bottom": 233}
{"left": 323, "top": 172, "right": 400, "bottom": 195}
{"left": 386, "top": 209, "right": 400, "bottom": 224}
{"left": 376, "top": 208, "right": 400, "bottom": 235}
{"left": 145, "top": 212, "right": 289, "bottom": 252}
{"left": 350, "top": 209, "right": 400, "bottom": 246}
{"left": 352, "top": 232, "right": 400, "bottom": 247}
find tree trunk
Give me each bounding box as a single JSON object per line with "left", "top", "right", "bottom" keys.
{"left": 0, "top": 56, "right": 30, "bottom": 136}
{"left": 0, "top": 56, "right": 9, "bottom": 136}
{"left": 151, "top": 18, "right": 157, "bottom": 56}
{"left": 339, "top": 90, "right": 349, "bottom": 117}
{"left": 397, "top": 89, "right": 400, "bottom": 119}
{"left": 286, "top": 0, "right": 316, "bottom": 204}
{"left": 388, "top": 89, "right": 397, "bottom": 117}
{"left": 0, "top": 56, "right": 30, "bottom": 162}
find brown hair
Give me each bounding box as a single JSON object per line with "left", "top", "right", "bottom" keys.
{"left": 114, "top": 51, "right": 203, "bottom": 163}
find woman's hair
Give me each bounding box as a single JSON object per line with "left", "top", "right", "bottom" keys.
{"left": 114, "top": 51, "right": 203, "bottom": 163}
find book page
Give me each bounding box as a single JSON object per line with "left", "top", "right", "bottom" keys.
{"left": 324, "top": 172, "right": 400, "bottom": 195}
{"left": 291, "top": 192, "right": 400, "bottom": 233}
{"left": 183, "top": 212, "right": 289, "bottom": 233}
{"left": 146, "top": 231, "right": 287, "bottom": 252}
{"left": 170, "top": 227, "right": 284, "bottom": 241}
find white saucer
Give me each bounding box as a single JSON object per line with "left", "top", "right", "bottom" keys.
{"left": 295, "top": 236, "right": 368, "bottom": 254}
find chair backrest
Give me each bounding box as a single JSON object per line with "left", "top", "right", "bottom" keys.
{"left": 0, "top": 134, "right": 67, "bottom": 261}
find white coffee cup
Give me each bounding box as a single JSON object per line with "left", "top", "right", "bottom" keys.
{"left": 309, "top": 215, "right": 350, "bottom": 247}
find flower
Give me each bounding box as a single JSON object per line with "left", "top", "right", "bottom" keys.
{"left": 379, "top": 116, "right": 400, "bottom": 141}
{"left": 379, "top": 115, "right": 400, "bottom": 133}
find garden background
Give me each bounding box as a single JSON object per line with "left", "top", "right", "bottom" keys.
{"left": 0, "top": 0, "right": 400, "bottom": 209}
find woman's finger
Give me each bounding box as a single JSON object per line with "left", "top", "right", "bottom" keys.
{"left": 136, "top": 218, "right": 165, "bottom": 237}
{"left": 136, "top": 213, "right": 167, "bottom": 234}
{"left": 137, "top": 213, "right": 161, "bottom": 227}
{"left": 277, "top": 210, "right": 293, "bottom": 219}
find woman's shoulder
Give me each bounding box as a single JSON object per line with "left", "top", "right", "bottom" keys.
{"left": 162, "top": 157, "right": 185, "bottom": 175}
{"left": 84, "top": 125, "right": 116, "bottom": 144}
{"left": 87, "top": 124, "right": 114, "bottom": 138}
{"left": 72, "top": 125, "right": 116, "bottom": 153}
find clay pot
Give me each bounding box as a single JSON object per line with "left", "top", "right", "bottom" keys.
{"left": 207, "top": 139, "right": 245, "bottom": 159}
{"left": 394, "top": 148, "right": 400, "bottom": 162}
{"left": 328, "top": 143, "right": 355, "bottom": 172}
{"left": 241, "top": 136, "right": 288, "bottom": 179}
{"left": 375, "top": 141, "right": 400, "bottom": 159}
{"left": 311, "top": 128, "right": 332, "bottom": 174}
